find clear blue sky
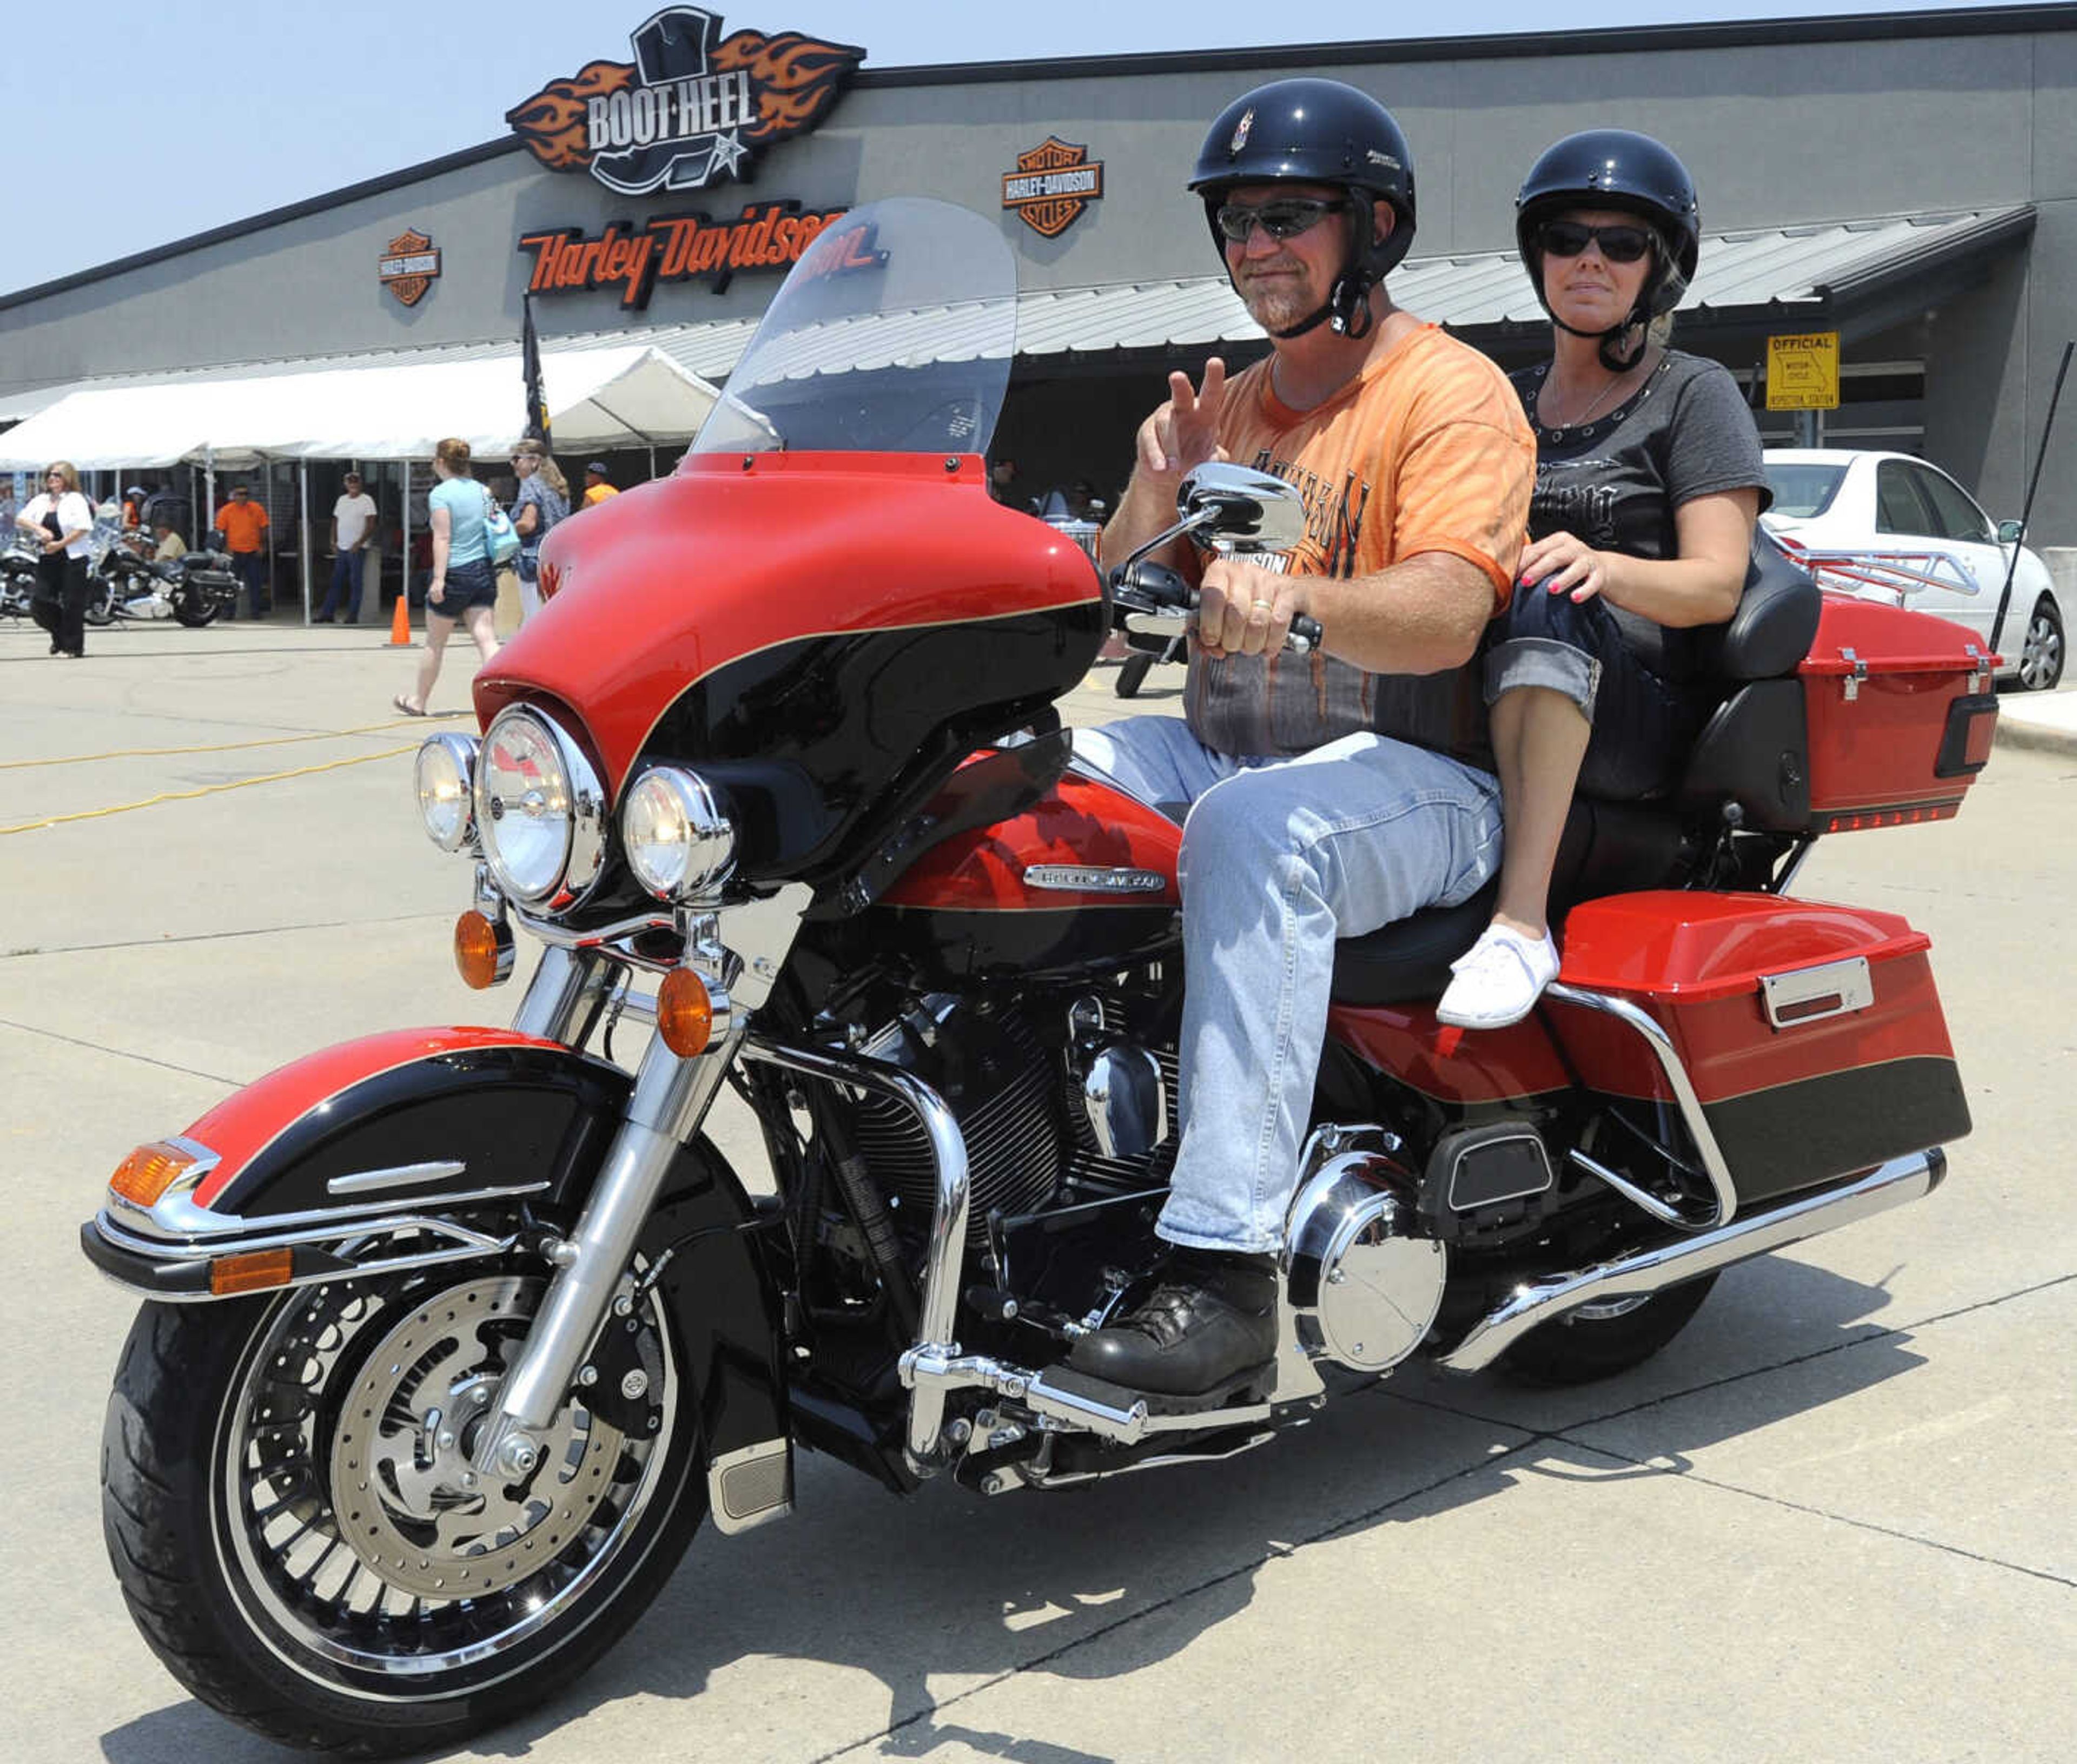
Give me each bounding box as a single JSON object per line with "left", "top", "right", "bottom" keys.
{"left": 2, "top": 0, "right": 2016, "bottom": 296}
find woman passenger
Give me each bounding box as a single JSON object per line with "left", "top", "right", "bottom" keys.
{"left": 1437, "top": 131, "right": 1768, "bottom": 1028}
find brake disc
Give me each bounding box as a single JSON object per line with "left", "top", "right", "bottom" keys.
{"left": 328, "top": 1274, "right": 624, "bottom": 1598}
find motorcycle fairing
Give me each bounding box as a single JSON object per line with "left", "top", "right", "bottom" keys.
{"left": 478, "top": 455, "right": 1107, "bottom": 807}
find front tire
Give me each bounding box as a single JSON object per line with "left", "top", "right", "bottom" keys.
{"left": 1495, "top": 1273, "right": 1718, "bottom": 1386}
{"left": 83, "top": 591, "right": 116, "bottom": 627}
{"left": 101, "top": 1262, "right": 705, "bottom": 1755}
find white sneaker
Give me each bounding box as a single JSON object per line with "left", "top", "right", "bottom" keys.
{"left": 1435, "top": 924, "right": 1560, "bottom": 1029}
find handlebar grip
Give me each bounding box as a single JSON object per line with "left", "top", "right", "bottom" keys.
{"left": 1287, "top": 613, "right": 1324, "bottom": 655}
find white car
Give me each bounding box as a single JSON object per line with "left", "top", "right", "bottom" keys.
{"left": 1762, "top": 447, "right": 2066, "bottom": 691}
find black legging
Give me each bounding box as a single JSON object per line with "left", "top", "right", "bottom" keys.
{"left": 32, "top": 552, "right": 89, "bottom": 656}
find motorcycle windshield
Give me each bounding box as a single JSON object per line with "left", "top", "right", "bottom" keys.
{"left": 691, "top": 197, "right": 1017, "bottom": 459}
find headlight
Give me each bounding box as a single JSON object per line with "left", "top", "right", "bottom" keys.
{"left": 473, "top": 706, "right": 606, "bottom": 909}
{"left": 413, "top": 734, "right": 479, "bottom": 852}
{"left": 621, "top": 767, "right": 737, "bottom": 902}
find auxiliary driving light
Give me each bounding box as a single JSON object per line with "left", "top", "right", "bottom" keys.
{"left": 414, "top": 734, "right": 480, "bottom": 852}
{"left": 621, "top": 767, "right": 737, "bottom": 903}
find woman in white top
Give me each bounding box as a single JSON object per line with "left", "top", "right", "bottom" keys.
{"left": 12, "top": 460, "right": 96, "bottom": 657}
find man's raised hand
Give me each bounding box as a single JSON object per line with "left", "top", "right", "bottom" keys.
{"left": 1137, "top": 357, "right": 1231, "bottom": 482}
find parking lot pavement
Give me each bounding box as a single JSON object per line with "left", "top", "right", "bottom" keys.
{"left": 3, "top": 618, "right": 2072, "bottom": 1763}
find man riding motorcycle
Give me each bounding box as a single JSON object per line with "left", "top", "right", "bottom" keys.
{"left": 1072, "top": 78, "right": 1537, "bottom": 1396}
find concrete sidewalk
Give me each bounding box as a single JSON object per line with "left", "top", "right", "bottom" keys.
{"left": 1995, "top": 681, "right": 2077, "bottom": 756}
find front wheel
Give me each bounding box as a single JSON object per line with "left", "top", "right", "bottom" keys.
{"left": 1495, "top": 1273, "right": 1718, "bottom": 1386}
{"left": 83, "top": 590, "right": 116, "bottom": 626}
{"left": 101, "top": 1261, "right": 705, "bottom": 1755}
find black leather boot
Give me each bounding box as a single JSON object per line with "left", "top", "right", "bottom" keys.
{"left": 1067, "top": 1249, "right": 1279, "bottom": 1398}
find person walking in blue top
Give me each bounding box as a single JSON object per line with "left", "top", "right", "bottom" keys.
{"left": 393, "top": 438, "right": 502, "bottom": 716}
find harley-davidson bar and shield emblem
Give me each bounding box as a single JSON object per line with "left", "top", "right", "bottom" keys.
{"left": 504, "top": 7, "right": 864, "bottom": 196}
{"left": 378, "top": 229, "right": 441, "bottom": 307}
{"left": 1001, "top": 137, "right": 1106, "bottom": 239}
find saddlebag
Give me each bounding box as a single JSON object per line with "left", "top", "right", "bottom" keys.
{"left": 1798, "top": 596, "right": 1999, "bottom": 832}
{"left": 1546, "top": 890, "right": 1970, "bottom": 1206}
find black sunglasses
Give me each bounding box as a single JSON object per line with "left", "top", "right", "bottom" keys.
{"left": 1214, "top": 197, "right": 1348, "bottom": 242}
{"left": 1539, "top": 220, "right": 1655, "bottom": 264}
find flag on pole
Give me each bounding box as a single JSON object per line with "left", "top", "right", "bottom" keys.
{"left": 521, "top": 292, "right": 552, "bottom": 450}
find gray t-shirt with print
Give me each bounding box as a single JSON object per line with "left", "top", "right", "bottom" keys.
{"left": 1512, "top": 348, "right": 1767, "bottom": 679}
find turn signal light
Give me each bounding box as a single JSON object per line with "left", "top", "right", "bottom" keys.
{"left": 109, "top": 1140, "right": 202, "bottom": 1209}
{"left": 1820, "top": 803, "right": 1960, "bottom": 834}
{"left": 209, "top": 1248, "right": 295, "bottom": 1296}
{"left": 656, "top": 968, "right": 716, "bottom": 1058}
{"left": 454, "top": 910, "right": 515, "bottom": 990}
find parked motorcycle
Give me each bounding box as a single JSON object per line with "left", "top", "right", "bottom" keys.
{"left": 81, "top": 199, "right": 1996, "bottom": 1755}
{"left": 83, "top": 538, "right": 237, "bottom": 627}
{"left": 1, "top": 538, "right": 37, "bottom": 620}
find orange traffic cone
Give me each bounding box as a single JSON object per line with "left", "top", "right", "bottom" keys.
{"left": 387, "top": 590, "right": 412, "bottom": 647}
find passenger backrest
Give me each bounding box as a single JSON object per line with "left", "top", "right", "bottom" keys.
{"left": 1677, "top": 532, "right": 1823, "bottom": 832}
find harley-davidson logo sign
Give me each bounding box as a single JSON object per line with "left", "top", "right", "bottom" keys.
{"left": 505, "top": 7, "right": 863, "bottom": 196}
{"left": 1001, "top": 137, "right": 1104, "bottom": 239}
{"left": 378, "top": 229, "right": 441, "bottom": 307}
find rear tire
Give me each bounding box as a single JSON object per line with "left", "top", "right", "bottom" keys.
{"left": 101, "top": 1261, "right": 705, "bottom": 1755}
{"left": 173, "top": 594, "right": 219, "bottom": 628}
{"left": 1496, "top": 1273, "right": 1718, "bottom": 1386}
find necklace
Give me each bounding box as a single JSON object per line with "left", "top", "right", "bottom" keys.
{"left": 1544, "top": 364, "right": 1635, "bottom": 431}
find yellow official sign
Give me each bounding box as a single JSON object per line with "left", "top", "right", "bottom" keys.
{"left": 1767, "top": 332, "right": 1840, "bottom": 411}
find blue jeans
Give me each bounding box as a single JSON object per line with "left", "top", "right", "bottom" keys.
{"left": 230, "top": 551, "right": 268, "bottom": 618}
{"left": 319, "top": 549, "right": 366, "bottom": 622}
{"left": 1074, "top": 717, "right": 1503, "bottom": 1253}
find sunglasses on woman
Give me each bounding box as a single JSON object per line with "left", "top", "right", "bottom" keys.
{"left": 1539, "top": 220, "right": 1655, "bottom": 263}
{"left": 1213, "top": 197, "right": 1348, "bottom": 242}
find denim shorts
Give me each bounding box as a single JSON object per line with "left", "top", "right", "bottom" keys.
{"left": 433, "top": 557, "right": 497, "bottom": 615}
{"left": 1483, "top": 586, "right": 1710, "bottom": 800}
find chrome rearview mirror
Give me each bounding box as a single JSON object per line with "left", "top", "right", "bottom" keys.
{"left": 1178, "top": 463, "right": 1307, "bottom": 556}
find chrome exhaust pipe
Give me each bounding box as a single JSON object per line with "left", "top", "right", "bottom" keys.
{"left": 1438, "top": 1149, "right": 1946, "bottom": 1374}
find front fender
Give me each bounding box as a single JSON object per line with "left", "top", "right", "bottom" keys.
{"left": 81, "top": 1023, "right": 790, "bottom": 1483}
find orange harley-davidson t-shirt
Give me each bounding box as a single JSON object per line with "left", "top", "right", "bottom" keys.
{"left": 214, "top": 498, "right": 270, "bottom": 554}
{"left": 1185, "top": 322, "right": 1534, "bottom": 765}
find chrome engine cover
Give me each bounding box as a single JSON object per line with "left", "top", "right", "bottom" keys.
{"left": 1283, "top": 1152, "right": 1446, "bottom": 1372}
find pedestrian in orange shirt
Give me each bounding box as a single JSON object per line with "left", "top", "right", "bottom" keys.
{"left": 213, "top": 483, "right": 270, "bottom": 618}
{"left": 581, "top": 461, "right": 619, "bottom": 507}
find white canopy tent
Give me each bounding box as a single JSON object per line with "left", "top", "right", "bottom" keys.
{"left": 0, "top": 342, "right": 718, "bottom": 471}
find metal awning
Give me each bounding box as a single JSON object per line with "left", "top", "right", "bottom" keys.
{"left": 629, "top": 204, "right": 2038, "bottom": 378}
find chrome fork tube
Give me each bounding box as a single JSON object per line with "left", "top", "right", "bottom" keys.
{"left": 513, "top": 945, "right": 614, "bottom": 1048}
{"left": 474, "top": 1022, "right": 745, "bottom": 1470}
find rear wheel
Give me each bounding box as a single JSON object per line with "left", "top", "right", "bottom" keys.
{"left": 173, "top": 591, "right": 219, "bottom": 627}
{"left": 2015, "top": 596, "right": 2064, "bottom": 691}
{"left": 101, "top": 1260, "right": 704, "bottom": 1755}
{"left": 1496, "top": 1273, "right": 1718, "bottom": 1386}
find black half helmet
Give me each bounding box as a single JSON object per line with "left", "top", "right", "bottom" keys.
{"left": 1516, "top": 129, "right": 1701, "bottom": 334}
{"left": 1189, "top": 77, "right": 1417, "bottom": 338}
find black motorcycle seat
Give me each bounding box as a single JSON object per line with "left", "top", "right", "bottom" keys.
{"left": 1327, "top": 795, "right": 1685, "bottom": 1006}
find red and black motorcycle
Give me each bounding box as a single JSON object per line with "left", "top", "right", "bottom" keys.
{"left": 82, "top": 199, "right": 1997, "bottom": 1754}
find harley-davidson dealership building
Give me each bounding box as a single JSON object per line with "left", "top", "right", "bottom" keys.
{"left": 4, "top": 4, "right": 2076, "bottom": 612}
